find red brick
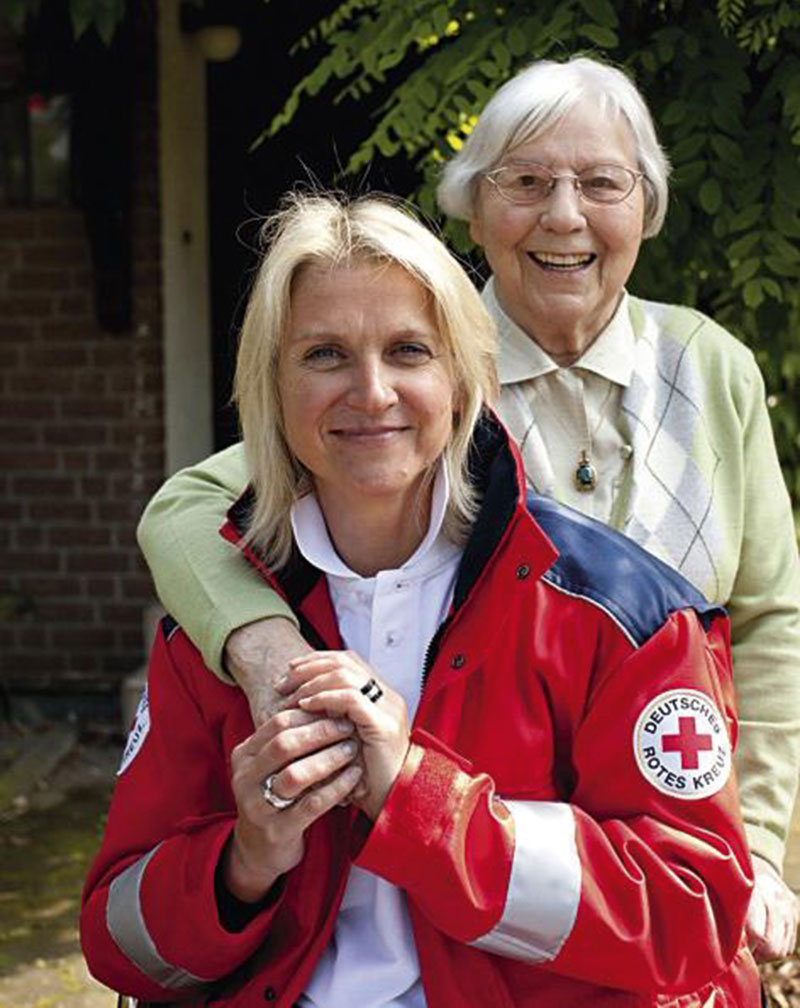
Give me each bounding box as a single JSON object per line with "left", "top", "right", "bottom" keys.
{"left": 0, "top": 245, "right": 20, "bottom": 271}
{"left": 62, "top": 657, "right": 104, "bottom": 680}
{"left": 49, "top": 526, "right": 111, "bottom": 547}
{"left": 29, "top": 500, "right": 91, "bottom": 521}
{"left": 0, "top": 348, "right": 20, "bottom": 372}
{"left": 74, "top": 372, "right": 106, "bottom": 396}
{"left": 22, "top": 242, "right": 88, "bottom": 268}
{"left": 13, "top": 526, "right": 43, "bottom": 548}
{"left": 0, "top": 295, "right": 54, "bottom": 317}
{"left": 40, "top": 320, "right": 97, "bottom": 341}
{"left": 109, "top": 369, "right": 162, "bottom": 394}
{"left": 0, "top": 550, "right": 60, "bottom": 571}
{"left": 121, "top": 574, "right": 156, "bottom": 597}
{"left": 10, "top": 372, "right": 71, "bottom": 395}
{"left": 0, "top": 449, "right": 59, "bottom": 470}
{"left": 61, "top": 399, "right": 124, "bottom": 420}
{"left": 111, "top": 420, "right": 162, "bottom": 444}
{"left": 37, "top": 601, "right": 95, "bottom": 622}
{"left": 96, "top": 450, "right": 135, "bottom": 471}
{"left": 19, "top": 576, "right": 79, "bottom": 596}
{"left": 52, "top": 627, "right": 116, "bottom": 649}
{"left": 0, "top": 427, "right": 34, "bottom": 452}
{"left": 13, "top": 475, "right": 74, "bottom": 496}
{"left": 97, "top": 501, "right": 139, "bottom": 522}
{"left": 0, "top": 501, "right": 24, "bottom": 521}
{"left": 80, "top": 476, "right": 108, "bottom": 495}
{"left": 100, "top": 603, "right": 146, "bottom": 624}
{"left": 43, "top": 424, "right": 107, "bottom": 446}
{"left": 3, "top": 652, "right": 67, "bottom": 676}
{"left": 86, "top": 577, "right": 115, "bottom": 597}
{"left": 0, "top": 398, "right": 55, "bottom": 419}
{"left": 66, "top": 552, "right": 127, "bottom": 574}
{"left": 26, "top": 345, "right": 89, "bottom": 368}
{"left": 0, "top": 323, "right": 29, "bottom": 342}
{"left": 57, "top": 294, "right": 91, "bottom": 315}
{"left": 62, "top": 450, "right": 93, "bottom": 471}
{"left": 0, "top": 214, "right": 37, "bottom": 240}
{"left": 18, "top": 627, "right": 46, "bottom": 647}
{"left": 7, "top": 269, "right": 64, "bottom": 292}
{"left": 92, "top": 345, "right": 133, "bottom": 367}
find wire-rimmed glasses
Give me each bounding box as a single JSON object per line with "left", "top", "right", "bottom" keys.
{"left": 483, "top": 161, "right": 644, "bottom": 206}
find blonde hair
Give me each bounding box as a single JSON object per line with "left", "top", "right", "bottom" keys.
{"left": 234, "top": 192, "right": 498, "bottom": 568}
{"left": 438, "top": 55, "right": 671, "bottom": 239}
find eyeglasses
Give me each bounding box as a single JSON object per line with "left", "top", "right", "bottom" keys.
{"left": 483, "top": 161, "right": 643, "bottom": 206}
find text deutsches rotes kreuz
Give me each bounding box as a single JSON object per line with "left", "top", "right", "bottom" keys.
{"left": 633, "top": 689, "right": 731, "bottom": 800}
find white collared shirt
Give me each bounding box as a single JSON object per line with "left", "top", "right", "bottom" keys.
{"left": 488, "top": 279, "right": 635, "bottom": 521}
{"left": 293, "top": 464, "right": 462, "bottom": 1008}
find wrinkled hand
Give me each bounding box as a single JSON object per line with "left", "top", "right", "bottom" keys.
{"left": 746, "top": 855, "right": 799, "bottom": 961}
{"left": 225, "top": 617, "right": 313, "bottom": 726}
{"left": 224, "top": 708, "right": 361, "bottom": 902}
{"left": 279, "top": 650, "right": 410, "bottom": 820}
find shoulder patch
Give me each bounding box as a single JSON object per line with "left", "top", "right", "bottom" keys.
{"left": 528, "top": 493, "right": 725, "bottom": 647}
{"left": 117, "top": 685, "right": 150, "bottom": 776}
{"left": 633, "top": 689, "right": 731, "bottom": 799}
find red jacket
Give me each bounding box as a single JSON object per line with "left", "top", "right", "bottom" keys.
{"left": 81, "top": 416, "right": 760, "bottom": 1007}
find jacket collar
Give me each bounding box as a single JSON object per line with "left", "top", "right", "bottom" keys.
{"left": 220, "top": 412, "right": 559, "bottom": 627}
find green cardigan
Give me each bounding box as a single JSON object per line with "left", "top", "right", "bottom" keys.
{"left": 137, "top": 295, "right": 800, "bottom": 872}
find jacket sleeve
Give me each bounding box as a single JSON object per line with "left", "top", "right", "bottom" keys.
{"left": 136, "top": 441, "right": 297, "bottom": 679}
{"left": 726, "top": 355, "right": 800, "bottom": 871}
{"left": 80, "top": 626, "right": 283, "bottom": 1001}
{"left": 355, "top": 610, "right": 752, "bottom": 996}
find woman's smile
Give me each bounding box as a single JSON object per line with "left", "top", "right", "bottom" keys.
{"left": 470, "top": 100, "right": 645, "bottom": 362}
{"left": 279, "top": 260, "right": 456, "bottom": 515}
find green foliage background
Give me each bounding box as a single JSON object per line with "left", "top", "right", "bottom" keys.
{"left": 4, "top": 0, "right": 798, "bottom": 492}
{"left": 265, "top": 0, "right": 800, "bottom": 496}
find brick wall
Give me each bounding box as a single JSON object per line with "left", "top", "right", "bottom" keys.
{"left": 0, "top": 12, "right": 164, "bottom": 699}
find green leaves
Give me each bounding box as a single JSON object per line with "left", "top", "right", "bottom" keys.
{"left": 699, "top": 178, "right": 723, "bottom": 214}
{"left": 1, "top": 0, "right": 126, "bottom": 43}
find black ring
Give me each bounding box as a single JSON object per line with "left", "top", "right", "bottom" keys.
{"left": 360, "top": 677, "right": 383, "bottom": 703}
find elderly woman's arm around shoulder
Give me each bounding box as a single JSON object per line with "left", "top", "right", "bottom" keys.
{"left": 136, "top": 442, "right": 313, "bottom": 723}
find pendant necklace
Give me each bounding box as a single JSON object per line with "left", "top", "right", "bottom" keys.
{"left": 574, "top": 382, "right": 615, "bottom": 493}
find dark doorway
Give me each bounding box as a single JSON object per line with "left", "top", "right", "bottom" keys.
{"left": 206, "top": 2, "right": 420, "bottom": 448}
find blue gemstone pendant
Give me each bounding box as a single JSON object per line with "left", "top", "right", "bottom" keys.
{"left": 575, "top": 451, "right": 597, "bottom": 492}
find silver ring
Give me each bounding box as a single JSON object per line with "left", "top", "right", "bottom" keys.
{"left": 262, "top": 773, "right": 296, "bottom": 810}
{"left": 360, "top": 677, "right": 383, "bottom": 703}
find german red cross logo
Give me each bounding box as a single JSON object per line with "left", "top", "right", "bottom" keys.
{"left": 633, "top": 689, "right": 731, "bottom": 800}
{"left": 661, "top": 717, "right": 713, "bottom": 770}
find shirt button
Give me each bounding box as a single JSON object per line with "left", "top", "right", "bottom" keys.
{"left": 620, "top": 444, "right": 634, "bottom": 460}
{"left": 264, "top": 987, "right": 277, "bottom": 1001}
{"left": 386, "top": 631, "right": 399, "bottom": 647}
{"left": 451, "top": 653, "right": 466, "bottom": 669}
{"left": 516, "top": 564, "right": 530, "bottom": 579}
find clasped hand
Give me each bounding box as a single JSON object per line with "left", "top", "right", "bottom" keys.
{"left": 224, "top": 650, "right": 409, "bottom": 902}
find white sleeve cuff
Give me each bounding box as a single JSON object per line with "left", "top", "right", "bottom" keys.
{"left": 469, "top": 801, "right": 580, "bottom": 962}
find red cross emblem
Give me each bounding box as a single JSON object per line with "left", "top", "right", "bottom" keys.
{"left": 661, "top": 716, "right": 713, "bottom": 770}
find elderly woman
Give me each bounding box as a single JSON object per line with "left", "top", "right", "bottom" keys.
{"left": 83, "top": 192, "right": 759, "bottom": 1007}
{"left": 136, "top": 57, "right": 800, "bottom": 959}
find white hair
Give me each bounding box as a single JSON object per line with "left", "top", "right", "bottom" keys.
{"left": 437, "top": 55, "right": 671, "bottom": 238}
